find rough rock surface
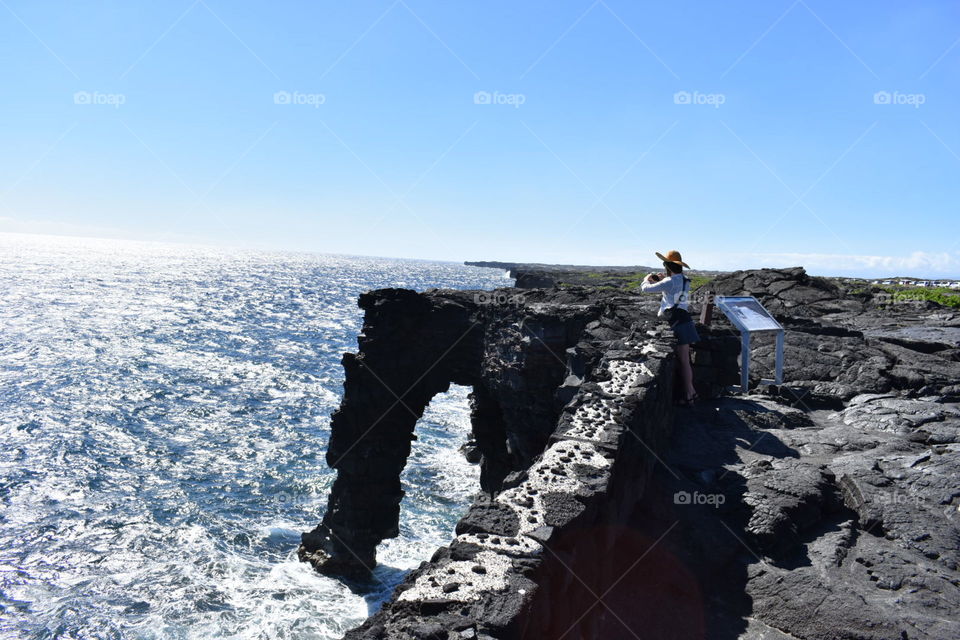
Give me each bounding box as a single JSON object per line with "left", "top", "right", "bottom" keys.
{"left": 696, "top": 267, "right": 960, "bottom": 401}
{"left": 304, "top": 267, "right": 959, "bottom": 639}
{"left": 616, "top": 392, "right": 960, "bottom": 640}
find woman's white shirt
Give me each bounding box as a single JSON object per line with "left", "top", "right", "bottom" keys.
{"left": 640, "top": 274, "right": 690, "bottom": 317}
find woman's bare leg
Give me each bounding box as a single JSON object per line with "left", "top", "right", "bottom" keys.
{"left": 675, "top": 343, "right": 696, "bottom": 401}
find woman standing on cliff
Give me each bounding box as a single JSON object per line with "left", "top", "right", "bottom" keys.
{"left": 640, "top": 250, "right": 699, "bottom": 405}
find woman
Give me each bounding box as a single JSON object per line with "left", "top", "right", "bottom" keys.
{"left": 640, "top": 250, "right": 699, "bottom": 405}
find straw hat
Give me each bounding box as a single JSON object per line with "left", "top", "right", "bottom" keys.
{"left": 655, "top": 250, "right": 690, "bottom": 269}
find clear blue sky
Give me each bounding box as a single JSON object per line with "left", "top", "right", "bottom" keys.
{"left": 1, "top": 0, "right": 958, "bottom": 277}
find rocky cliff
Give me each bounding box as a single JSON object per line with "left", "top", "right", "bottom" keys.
{"left": 301, "top": 267, "right": 960, "bottom": 639}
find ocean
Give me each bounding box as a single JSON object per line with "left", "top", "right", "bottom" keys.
{"left": 0, "top": 233, "right": 510, "bottom": 639}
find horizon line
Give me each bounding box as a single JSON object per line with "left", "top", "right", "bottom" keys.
{"left": 1, "top": 228, "right": 958, "bottom": 281}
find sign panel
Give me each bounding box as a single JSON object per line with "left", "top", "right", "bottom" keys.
{"left": 717, "top": 296, "right": 782, "bottom": 332}
{"left": 715, "top": 296, "right": 785, "bottom": 392}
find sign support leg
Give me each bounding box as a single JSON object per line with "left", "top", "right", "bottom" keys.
{"left": 775, "top": 330, "right": 784, "bottom": 385}
{"left": 740, "top": 332, "right": 751, "bottom": 393}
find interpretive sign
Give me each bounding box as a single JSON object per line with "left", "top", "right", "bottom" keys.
{"left": 716, "top": 296, "right": 784, "bottom": 393}
{"left": 719, "top": 297, "right": 781, "bottom": 331}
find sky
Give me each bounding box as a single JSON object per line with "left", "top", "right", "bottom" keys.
{"left": 1, "top": 0, "right": 958, "bottom": 277}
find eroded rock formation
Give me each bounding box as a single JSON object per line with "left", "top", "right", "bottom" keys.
{"left": 299, "top": 287, "right": 666, "bottom": 578}
{"left": 302, "top": 267, "right": 960, "bottom": 640}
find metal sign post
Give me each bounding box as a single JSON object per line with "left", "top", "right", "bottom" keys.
{"left": 715, "top": 296, "right": 784, "bottom": 393}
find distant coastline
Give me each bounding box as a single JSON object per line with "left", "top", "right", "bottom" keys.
{"left": 466, "top": 260, "right": 960, "bottom": 297}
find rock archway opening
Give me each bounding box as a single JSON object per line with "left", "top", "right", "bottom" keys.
{"left": 396, "top": 384, "right": 482, "bottom": 551}
{"left": 354, "top": 384, "right": 483, "bottom": 606}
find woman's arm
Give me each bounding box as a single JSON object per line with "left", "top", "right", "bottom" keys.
{"left": 640, "top": 274, "right": 673, "bottom": 293}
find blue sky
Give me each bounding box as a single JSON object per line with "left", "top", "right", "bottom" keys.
{"left": 1, "top": 0, "right": 958, "bottom": 277}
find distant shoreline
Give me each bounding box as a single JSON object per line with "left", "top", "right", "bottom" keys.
{"left": 465, "top": 260, "right": 960, "bottom": 287}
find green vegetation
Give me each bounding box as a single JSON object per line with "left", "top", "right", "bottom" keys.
{"left": 871, "top": 285, "right": 960, "bottom": 309}
{"left": 688, "top": 275, "right": 714, "bottom": 290}
{"left": 552, "top": 270, "right": 717, "bottom": 292}
{"left": 621, "top": 274, "right": 648, "bottom": 290}
{"left": 587, "top": 272, "right": 715, "bottom": 290}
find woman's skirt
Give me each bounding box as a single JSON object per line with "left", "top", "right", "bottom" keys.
{"left": 672, "top": 319, "right": 700, "bottom": 346}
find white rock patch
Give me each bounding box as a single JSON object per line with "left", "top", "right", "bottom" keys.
{"left": 397, "top": 550, "right": 512, "bottom": 603}
{"left": 458, "top": 440, "right": 612, "bottom": 555}
{"left": 598, "top": 359, "right": 650, "bottom": 396}
{"left": 564, "top": 398, "right": 618, "bottom": 442}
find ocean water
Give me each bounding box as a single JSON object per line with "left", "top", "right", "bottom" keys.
{"left": 0, "top": 233, "right": 510, "bottom": 639}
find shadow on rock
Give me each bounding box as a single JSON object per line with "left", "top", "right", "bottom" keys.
{"left": 588, "top": 396, "right": 855, "bottom": 639}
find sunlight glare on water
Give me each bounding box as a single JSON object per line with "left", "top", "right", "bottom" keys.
{"left": 0, "top": 233, "right": 503, "bottom": 639}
